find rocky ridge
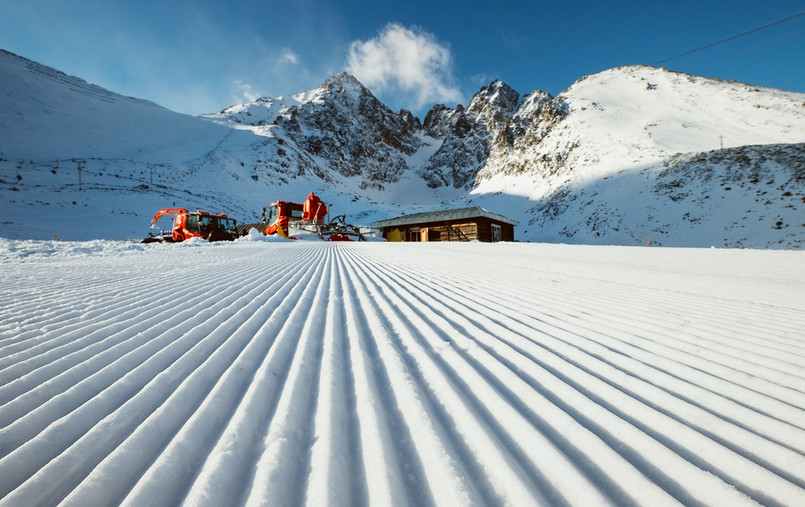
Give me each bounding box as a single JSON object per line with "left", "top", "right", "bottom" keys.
{"left": 204, "top": 72, "right": 423, "bottom": 190}
{"left": 2, "top": 47, "right": 804, "bottom": 247}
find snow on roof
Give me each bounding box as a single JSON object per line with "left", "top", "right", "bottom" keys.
{"left": 371, "top": 206, "right": 520, "bottom": 228}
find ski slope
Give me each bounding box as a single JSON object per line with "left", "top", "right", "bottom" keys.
{"left": 1, "top": 238, "right": 804, "bottom": 506}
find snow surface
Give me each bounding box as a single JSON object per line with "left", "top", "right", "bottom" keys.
{"left": 0, "top": 50, "right": 230, "bottom": 163}
{"left": 2, "top": 50, "right": 803, "bottom": 248}
{"left": 476, "top": 66, "right": 805, "bottom": 186}
{"left": 1, "top": 238, "right": 804, "bottom": 505}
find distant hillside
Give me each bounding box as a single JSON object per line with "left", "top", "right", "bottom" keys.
{"left": 1, "top": 49, "right": 803, "bottom": 247}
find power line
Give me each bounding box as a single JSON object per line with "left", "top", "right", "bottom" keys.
{"left": 653, "top": 10, "right": 805, "bottom": 65}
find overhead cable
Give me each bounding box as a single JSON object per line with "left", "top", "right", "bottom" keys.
{"left": 653, "top": 10, "right": 805, "bottom": 65}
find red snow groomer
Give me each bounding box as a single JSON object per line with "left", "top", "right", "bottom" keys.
{"left": 142, "top": 208, "right": 239, "bottom": 243}
{"left": 248, "top": 192, "right": 364, "bottom": 241}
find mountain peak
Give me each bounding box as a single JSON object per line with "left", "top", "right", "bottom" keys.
{"left": 322, "top": 72, "right": 366, "bottom": 94}
{"left": 470, "top": 79, "right": 521, "bottom": 115}
{"left": 484, "top": 79, "right": 511, "bottom": 91}
{"left": 5, "top": 49, "right": 805, "bottom": 247}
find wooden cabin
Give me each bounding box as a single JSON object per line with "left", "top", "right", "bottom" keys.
{"left": 371, "top": 206, "right": 518, "bottom": 242}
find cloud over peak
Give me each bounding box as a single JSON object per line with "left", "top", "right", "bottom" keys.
{"left": 346, "top": 23, "right": 464, "bottom": 112}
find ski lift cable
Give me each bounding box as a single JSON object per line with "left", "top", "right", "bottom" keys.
{"left": 653, "top": 10, "right": 805, "bottom": 65}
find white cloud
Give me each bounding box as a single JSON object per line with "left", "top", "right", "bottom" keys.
{"left": 281, "top": 48, "right": 299, "bottom": 65}
{"left": 231, "top": 79, "right": 261, "bottom": 104}
{"left": 346, "top": 23, "right": 464, "bottom": 112}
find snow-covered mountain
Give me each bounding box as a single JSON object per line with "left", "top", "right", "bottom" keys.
{"left": 202, "top": 72, "right": 424, "bottom": 190}
{"left": 1, "top": 48, "right": 803, "bottom": 247}
{"left": 0, "top": 50, "right": 229, "bottom": 163}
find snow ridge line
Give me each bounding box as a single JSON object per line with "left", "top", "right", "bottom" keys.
{"left": 175, "top": 246, "right": 332, "bottom": 506}
{"left": 304, "top": 247, "right": 367, "bottom": 505}
{"left": 342, "top": 245, "right": 805, "bottom": 505}
{"left": 62, "top": 246, "right": 330, "bottom": 506}
{"left": 0, "top": 250, "right": 297, "bottom": 423}
{"left": 0, "top": 241, "right": 803, "bottom": 506}
{"left": 339, "top": 247, "right": 527, "bottom": 505}
{"left": 243, "top": 246, "right": 333, "bottom": 506}
{"left": 341, "top": 247, "right": 620, "bottom": 505}
{"left": 0, "top": 247, "right": 322, "bottom": 503}
{"left": 338, "top": 247, "right": 477, "bottom": 506}
{"left": 360, "top": 247, "right": 805, "bottom": 432}
{"left": 412, "top": 248, "right": 805, "bottom": 352}
{"left": 340, "top": 246, "right": 708, "bottom": 504}
{"left": 361, "top": 247, "right": 805, "bottom": 411}
{"left": 0, "top": 245, "right": 286, "bottom": 351}
{"left": 0, "top": 257, "right": 274, "bottom": 400}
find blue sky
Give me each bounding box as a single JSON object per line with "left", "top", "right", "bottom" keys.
{"left": 1, "top": 0, "right": 803, "bottom": 117}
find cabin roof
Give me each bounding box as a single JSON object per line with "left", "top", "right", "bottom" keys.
{"left": 371, "top": 206, "right": 519, "bottom": 228}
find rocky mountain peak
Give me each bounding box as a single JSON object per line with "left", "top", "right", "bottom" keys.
{"left": 419, "top": 79, "right": 542, "bottom": 189}
{"left": 265, "top": 72, "right": 424, "bottom": 188}
{"left": 470, "top": 80, "right": 521, "bottom": 115}
{"left": 4, "top": 48, "right": 805, "bottom": 248}
{"left": 321, "top": 72, "right": 367, "bottom": 96}
{"left": 422, "top": 104, "right": 454, "bottom": 137}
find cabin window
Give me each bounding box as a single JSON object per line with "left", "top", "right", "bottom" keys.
{"left": 491, "top": 224, "right": 502, "bottom": 242}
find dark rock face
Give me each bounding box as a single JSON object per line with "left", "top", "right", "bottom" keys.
{"left": 214, "top": 73, "right": 569, "bottom": 190}
{"left": 273, "top": 73, "right": 424, "bottom": 188}
{"left": 420, "top": 81, "right": 565, "bottom": 188}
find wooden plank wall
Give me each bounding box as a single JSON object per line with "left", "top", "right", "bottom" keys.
{"left": 383, "top": 218, "right": 514, "bottom": 242}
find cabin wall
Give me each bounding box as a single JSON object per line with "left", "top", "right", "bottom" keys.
{"left": 382, "top": 218, "right": 514, "bottom": 242}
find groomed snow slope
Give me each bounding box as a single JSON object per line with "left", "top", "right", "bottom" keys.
{"left": 1, "top": 239, "right": 804, "bottom": 506}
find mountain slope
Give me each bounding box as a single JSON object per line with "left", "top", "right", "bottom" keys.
{"left": 203, "top": 72, "right": 424, "bottom": 189}
{"left": 475, "top": 65, "right": 805, "bottom": 188}
{"left": 523, "top": 143, "right": 804, "bottom": 247}
{"left": 0, "top": 49, "right": 230, "bottom": 162}
{"left": 1, "top": 49, "right": 803, "bottom": 247}
{"left": 0, "top": 51, "right": 436, "bottom": 240}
